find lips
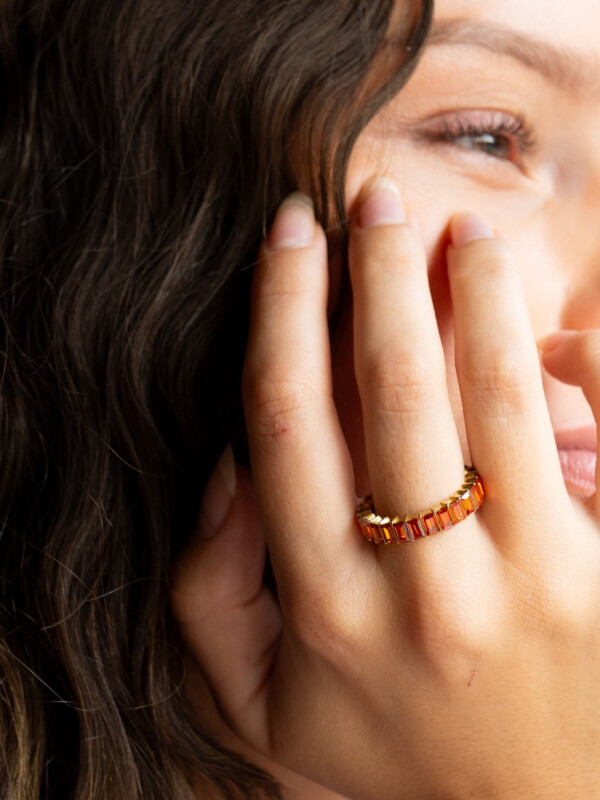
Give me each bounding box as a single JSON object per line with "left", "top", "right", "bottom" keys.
{"left": 555, "top": 427, "right": 597, "bottom": 498}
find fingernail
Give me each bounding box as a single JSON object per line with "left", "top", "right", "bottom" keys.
{"left": 450, "top": 213, "right": 495, "bottom": 248}
{"left": 357, "top": 178, "right": 406, "bottom": 228}
{"left": 268, "top": 192, "right": 315, "bottom": 249}
{"left": 198, "top": 444, "right": 236, "bottom": 538}
{"left": 537, "top": 330, "right": 577, "bottom": 353}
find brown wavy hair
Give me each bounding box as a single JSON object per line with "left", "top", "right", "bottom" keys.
{"left": 0, "top": 0, "right": 432, "bottom": 797}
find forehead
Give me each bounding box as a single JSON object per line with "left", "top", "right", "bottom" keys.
{"left": 424, "top": 0, "right": 600, "bottom": 101}
{"left": 433, "top": 0, "right": 600, "bottom": 51}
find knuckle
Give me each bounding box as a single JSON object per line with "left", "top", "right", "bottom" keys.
{"left": 361, "top": 353, "right": 440, "bottom": 416}
{"left": 257, "top": 244, "right": 324, "bottom": 301}
{"left": 463, "top": 350, "right": 538, "bottom": 416}
{"left": 293, "top": 598, "right": 352, "bottom": 657}
{"left": 509, "top": 549, "right": 600, "bottom": 640}
{"left": 411, "top": 613, "right": 487, "bottom": 684}
{"left": 508, "top": 575, "right": 554, "bottom": 630}
{"left": 352, "top": 226, "right": 424, "bottom": 280}
{"left": 452, "top": 240, "right": 514, "bottom": 284}
{"left": 404, "top": 580, "right": 495, "bottom": 683}
{"left": 170, "top": 560, "right": 222, "bottom": 625}
{"left": 283, "top": 569, "right": 368, "bottom": 666}
{"left": 258, "top": 270, "right": 311, "bottom": 302}
{"left": 243, "top": 369, "right": 315, "bottom": 440}
{"left": 578, "top": 331, "right": 600, "bottom": 368}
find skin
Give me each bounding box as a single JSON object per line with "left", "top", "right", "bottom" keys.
{"left": 171, "top": 0, "right": 600, "bottom": 797}
{"left": 339, "top": 0, "right": 600, "bottom": 495}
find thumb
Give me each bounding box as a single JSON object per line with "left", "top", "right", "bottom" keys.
{"left": 170, "top": 446, "right": 281, "bottom": 743}
{"left": 540, "top": 330, "right": 600, "bottom": 514}
{"left": 540, "top": 329, "right": 600, "bottom": 407}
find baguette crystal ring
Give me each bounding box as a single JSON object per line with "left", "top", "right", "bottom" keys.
{"left": 356, "top": 466, "right": 485, "bottom": 544}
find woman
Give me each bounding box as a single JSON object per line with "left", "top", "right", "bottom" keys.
{"left": 1, "top": 0, "right": 599, "bottom": 799}
{"left": 173, "top": 0, "right": 600, "bottom": 797}
{"left": 0, "top": 1, "right": 429, "bottom": 798}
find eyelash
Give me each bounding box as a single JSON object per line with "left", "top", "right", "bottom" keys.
{"left": 416, "top": 110, "right": 539, "bottom": 168}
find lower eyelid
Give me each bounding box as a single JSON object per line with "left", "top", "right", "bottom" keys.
{"left": 410, "top": 129, "right": 537, "bottom": 177}
{"left": 408, "top": 135, "right": 537, "bottom": 185}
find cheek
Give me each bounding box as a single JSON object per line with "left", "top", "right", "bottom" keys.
{"left": 346, "top": 141, "right": 566, "bottom": 339}
{"left": 340, "top": 144, "right": 573, "bottom": 484}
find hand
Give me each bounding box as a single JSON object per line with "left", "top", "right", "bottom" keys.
{"left": 171, "top": 452, "right": 349, "bottom": 800}
{"left": 171, "top": 183, "right": 600, "bottom": 799}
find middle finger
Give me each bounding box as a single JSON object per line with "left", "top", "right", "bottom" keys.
{"left": 349, "top": 180, "right": 465, "bottom": 534}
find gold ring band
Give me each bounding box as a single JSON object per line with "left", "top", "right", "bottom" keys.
{"left": 356, "top": 466, "right": 485, "bottom": 544}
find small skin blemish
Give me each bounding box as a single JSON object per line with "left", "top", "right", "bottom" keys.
{"left": 467, "top": 669, "right": 476, "bottom": 688}
{"left": 270, "top": 422, "right": 288, "bottom": 438}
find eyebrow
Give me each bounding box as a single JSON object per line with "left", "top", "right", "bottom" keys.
{"left": 424, "top": 18, "right": 600, "bottom": 98}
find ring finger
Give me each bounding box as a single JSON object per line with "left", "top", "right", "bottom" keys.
{"left": 448, "top": 213, "right": 570, "bottom": 557}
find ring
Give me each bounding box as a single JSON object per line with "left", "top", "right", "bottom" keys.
{"left": 356, "top": 466, "right": 485, "bottom": 544}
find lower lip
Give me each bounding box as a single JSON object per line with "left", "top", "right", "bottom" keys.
{"left": 558, "top": 448, "right": 596, "bottom": 497}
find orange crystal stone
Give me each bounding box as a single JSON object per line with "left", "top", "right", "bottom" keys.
{"left": 381, "top": 523, "right": 395, "bottom": 544}
{"left": 366, "top": 524, "right": 380, "bottom": 543}
{"left": 407, "top": 517, "right": 427, "bottom": 539}
{"left": 435, "top": 506, "right": 452, "bottom": 530}
{"left": 449, "top": 498, "right": 466, "bottom": 524}
{"left": 393, "top": 521, "right": 410, "bottom": 542}
{"left": 470, "top": 480, "right": 484, "bottom": 508}
{"left": 423, "top": 512, "right": 440, "bottom": 535}
{"left": 459, "top": 489, "right": 474, "bottom": 514}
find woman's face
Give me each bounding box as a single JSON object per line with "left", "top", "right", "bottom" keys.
{"left": 335, "top": 0, "right": 600, "bottom": 497}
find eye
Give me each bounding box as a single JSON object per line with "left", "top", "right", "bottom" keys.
{"left": 415, "top": 109, "right": 538, "bottom": 169}
{"left": 452, "top": 131, "right": 513, "bottom": 160}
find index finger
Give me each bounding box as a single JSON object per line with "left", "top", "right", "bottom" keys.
{"left": 242, "top": 194, "right": 360, "bottom": 595}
